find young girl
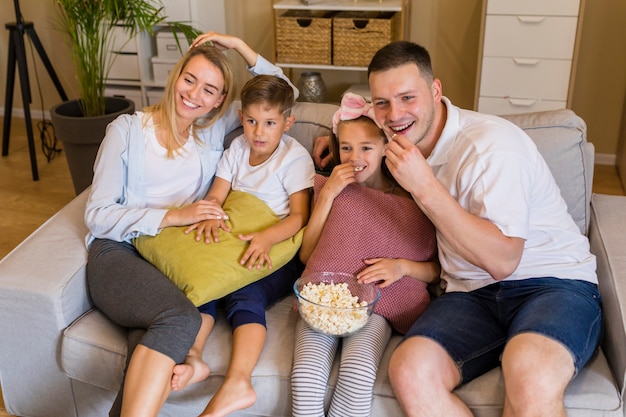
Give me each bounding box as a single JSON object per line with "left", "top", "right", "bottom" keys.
{"left": 291, "top": 93, "right": 440, "bottom": 417}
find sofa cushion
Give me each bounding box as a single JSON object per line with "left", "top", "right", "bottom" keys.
{"left": 500, "top": 109, "right": 592, "bottom": 234}
{"left": 61, "top": 309, "right": 127, "bottom": 391}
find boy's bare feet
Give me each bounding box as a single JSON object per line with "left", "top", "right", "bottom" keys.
{"left": 171, "top": 355, "right": 211, "bottom": 391}
{"left": 199, "top": 376, "right": 256, "bottom": 417}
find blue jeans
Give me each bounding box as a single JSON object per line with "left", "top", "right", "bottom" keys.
{"left": 404, "top": 277, "right": 602, "bottom": 383}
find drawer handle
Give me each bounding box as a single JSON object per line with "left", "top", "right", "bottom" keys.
{"left": 513, "top": 58, "right": 540, "bottom": 66}
{"left": 517, "top": 16, "right": 546, "bottom": 24}
{"left": 508, "top": 98, "right": 537, "bottom": 107}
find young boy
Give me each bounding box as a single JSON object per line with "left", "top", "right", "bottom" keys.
{"left": 173, "top": 74, "right": 314, "bottom": 417}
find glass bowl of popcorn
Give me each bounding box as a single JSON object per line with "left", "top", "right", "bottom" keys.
{"left": 294, "top": 272, "right": 381, "bottom": 337}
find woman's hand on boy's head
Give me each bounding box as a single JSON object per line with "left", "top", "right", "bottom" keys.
{"left": 191, "top": 32, "right": 235, "bottom": 51}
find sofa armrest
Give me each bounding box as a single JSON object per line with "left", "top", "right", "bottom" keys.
{"left": 589, "top": 193, "right": 626, "bottom": 399}
{"left": 0, "top": 191, "right": 91, "bottom": 417}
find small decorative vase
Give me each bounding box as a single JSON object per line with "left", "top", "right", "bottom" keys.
{"left": 297, "top": 71, "right": 327, "bottom": 103}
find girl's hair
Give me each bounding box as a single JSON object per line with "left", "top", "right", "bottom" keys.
{"left": 368, "top": 41, "right": 434, "bottom": 85}
{"left": 146, "top": 44, "right": 235, "bottom": 157}
{"left": 240, "top": 74, "right": 294, "bottom": 116}
{"left": 330, "top": 116, "right": 396, "bottom": 184}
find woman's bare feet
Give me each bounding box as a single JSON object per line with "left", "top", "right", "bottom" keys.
{"left": 199, "top": 376, "right": 256, "bottom": 417}
{"left": 171, "top": 354, "right": 210, "bottom": 391}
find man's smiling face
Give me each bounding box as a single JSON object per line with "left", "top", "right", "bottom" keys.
{"left": 369, "top": 63, "right": 440, "bottom": 148}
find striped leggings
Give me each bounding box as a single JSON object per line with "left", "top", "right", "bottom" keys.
{"left": 291, "top": 313, "right": 392, "bottom": 417}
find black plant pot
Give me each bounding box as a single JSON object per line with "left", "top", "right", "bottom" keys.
{"left": 50, "top": 97, "right": 135, "bottom": 195}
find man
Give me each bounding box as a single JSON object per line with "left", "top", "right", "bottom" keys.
{"left": 315, "top": 41, "right": 601, "bottom": 417}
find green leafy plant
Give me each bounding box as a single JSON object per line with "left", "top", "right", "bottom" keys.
{"left": 54, "top": 0, "right": 200, "bottom": 116}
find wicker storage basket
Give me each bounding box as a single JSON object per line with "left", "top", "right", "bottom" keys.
{"left": 333, "top": 11, "right": 396, "bottom": 67}
{"left": 276, "top": 10, "right": 334, "bottom": 65}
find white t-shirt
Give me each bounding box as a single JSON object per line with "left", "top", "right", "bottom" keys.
{"left": 216, "top": 134, "right": 315, "bottom": 218}
{"left": 430, "top": 98, "right": 597, "bottom": 292}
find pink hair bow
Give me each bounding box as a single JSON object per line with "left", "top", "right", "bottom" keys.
{"left": 332, "top": 92, "right": 379, "bottom": 134}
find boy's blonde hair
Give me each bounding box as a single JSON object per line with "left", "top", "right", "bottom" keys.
{"left": 240, "top": 75, "right": 294, "bottom": 116}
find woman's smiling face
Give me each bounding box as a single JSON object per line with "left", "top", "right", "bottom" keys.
{"left": 175, "top": 55, "right": 226, "bottom": 124}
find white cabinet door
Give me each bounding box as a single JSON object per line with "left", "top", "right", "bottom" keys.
{"left": 479, "top": 57, "right": 572, "bottom": 101}
{"left": 483, "top": 16, "right": 578, "bottom": 59}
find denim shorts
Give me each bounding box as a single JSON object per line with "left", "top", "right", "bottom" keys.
{"left": 404, "top": 277, "right": 602, "bottom": 384}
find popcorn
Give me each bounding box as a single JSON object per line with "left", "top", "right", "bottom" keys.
{"left": 298, "top": 281, "right": 370, "bottom": 336}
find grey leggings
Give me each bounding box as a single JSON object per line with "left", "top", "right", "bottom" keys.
{"left": 87, "top": 239, "right": 202, "bottom": 416}
{"left": 291, "top": 314, "right": 392, "bottom": 417}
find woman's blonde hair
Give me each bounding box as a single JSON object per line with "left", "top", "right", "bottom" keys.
{"left": 146, "top": 44, "right": 235, "bottom": 157}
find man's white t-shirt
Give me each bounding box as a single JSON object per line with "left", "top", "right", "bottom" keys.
{"left": 430, "top": 98, "right": 597, "bottom": 292}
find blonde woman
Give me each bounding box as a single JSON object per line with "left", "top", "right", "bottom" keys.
{"left": 84, "top": 32, "right": 297, "bottom": 417}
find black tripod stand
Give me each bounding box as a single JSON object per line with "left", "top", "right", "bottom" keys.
{"left": 2, "top": 0, "right": 68, "bottom": 180}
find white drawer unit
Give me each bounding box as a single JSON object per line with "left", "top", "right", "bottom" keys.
{"left": 474, "top": 0, "right": 584, "bottom": 115}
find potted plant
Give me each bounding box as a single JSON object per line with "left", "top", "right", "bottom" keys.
{"left": 50, "top": 0, "right": 199, "bottom": 194}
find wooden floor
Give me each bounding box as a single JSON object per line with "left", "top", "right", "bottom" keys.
{"left": 0, "top": 116, "right": 76, "bottom": 260}
{"left": 593, "top": 164, "right": 626, "bottom": 196}
{"left": 0, "top": 116, "right": 625, "bottom": 417}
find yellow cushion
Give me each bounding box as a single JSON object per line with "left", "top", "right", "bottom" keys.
{"left": 134, "top": 191, "right": 303, "bottom": 306}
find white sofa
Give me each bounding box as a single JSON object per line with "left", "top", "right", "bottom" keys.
{"left": 0, "top": 102, "right": 625, "bottom": 417}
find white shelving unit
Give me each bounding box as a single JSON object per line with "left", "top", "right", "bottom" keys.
{"left": 474, "top": 0, "right": 585, "bottom": 115}
{"left": 272, "top": 0, "right": 409, "bottom": 72}
{"left": 104, "top": 0, "right": 226, "bottom": 110}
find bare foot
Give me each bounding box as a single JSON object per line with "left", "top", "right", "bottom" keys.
{"left": 199, "top": 376, "right": 256, "bottom": 417}
{"left": 171, "top": 355, "right": 210, "bottom": 391}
